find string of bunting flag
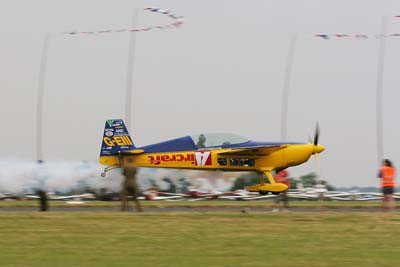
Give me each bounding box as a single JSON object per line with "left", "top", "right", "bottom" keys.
{"left": 315, "top": 34, "right": 400, "bottom": 40}
{"left": 64, "top": 7, "right": 184, "bottom": 35}
{"left": 316, "top": 15, "right": 400, "bottom": 40}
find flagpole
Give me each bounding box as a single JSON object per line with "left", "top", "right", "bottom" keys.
{"left": 125, "top": 8, "right": 139, "bottom": 131}
{"left": 280, "top": 34, "right": 297, "bottom": 141}
{"left": 376, "top": 16, "right": 387, "bottom": 166}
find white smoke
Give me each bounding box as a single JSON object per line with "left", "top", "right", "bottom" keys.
{"left": 0, "top": 160, "right": 239, "bottom": 194}
{"left": 136, "top": 168, "right": 238, "bottom": 192}
{"left": 0, "top": 160, "right": 122, "bottom": 194}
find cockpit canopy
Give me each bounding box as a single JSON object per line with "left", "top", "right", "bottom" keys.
{"left": 139, "top": 133, "right": 251, "bottom": 153}
{"left": 190, "top": 133, "right": 249, "bottom": 149}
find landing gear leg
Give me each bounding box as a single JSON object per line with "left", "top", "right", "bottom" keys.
{"left": 264, "top": 171, "right": 276, "bottom": 185}
{"left": 258, "top": 172, "right": 268, "bottom": 195}
{"left": 246, "top": 170, "right": 288, "bottom": 194}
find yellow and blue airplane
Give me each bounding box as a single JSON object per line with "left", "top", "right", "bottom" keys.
{"left": 99, "top": 119, "right": 325, "bottom": 194}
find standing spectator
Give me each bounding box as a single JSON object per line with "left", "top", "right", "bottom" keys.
{"left": 378, "top": 159, "right": 396, "bottom": 211}
{"left": 121, "top": 165, "right": 142, "bottom": 212}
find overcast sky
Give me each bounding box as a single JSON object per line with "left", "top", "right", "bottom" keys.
{"left": 1, "top": 0, "right": 400, "bottom": 187}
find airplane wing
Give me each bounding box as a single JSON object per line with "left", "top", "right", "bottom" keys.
{"left": 217, "top": 145, "right": 286, "bottom": 156}
{"left": 0, "top": 193, "right": 20, "bottom": 200}
{"left": 287, "top": 193, "right": 316, "bottom": 200}
{"left": 51, "top": 193, "right": 95, "bottom": 200}
{"left": 24, "top": 193, "right": 95, "bottom": 200}
{"left": 24, "top": 195, "right": 41, "bottom": 199}
{"left": 138, "top": 195, "right": 184, "bottom": 200}
{"left": 157, "top": 192, "right": 187, "bottom": 197}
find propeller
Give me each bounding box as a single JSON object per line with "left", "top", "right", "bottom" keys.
{"left": 311, "top": 123, "right": 324, "bottom": 155}
{"left": 311, "top": 123, "right": 324, "bottom": 178}
{"left": 314, "top": 123, "right": 319, "bottom": 146}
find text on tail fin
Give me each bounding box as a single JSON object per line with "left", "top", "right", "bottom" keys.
{"left": 100, "top": 119, "right": 135, "bottom": 156}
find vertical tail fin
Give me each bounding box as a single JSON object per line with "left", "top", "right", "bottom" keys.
{"left": 100, "top": 119, "right": 135, "bottom": 156}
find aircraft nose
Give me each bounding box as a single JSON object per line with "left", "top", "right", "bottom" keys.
{"left": 313, "top": 144, "right": 325, "bottom": 154}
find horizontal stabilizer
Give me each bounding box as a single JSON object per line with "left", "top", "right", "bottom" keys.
{"left": 120, "top": 149, "right": 145, "bottom": 155}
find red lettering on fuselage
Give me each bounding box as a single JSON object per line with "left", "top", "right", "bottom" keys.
{"left": 148, "top": 153, "right": 196, "bottom": 165}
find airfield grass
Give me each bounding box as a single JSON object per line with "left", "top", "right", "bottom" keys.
{"left": 1, "top": 212, "right": 400, "bottom": 267}
{"left": 0, "top": 199, "right": 391, "bottom": 209}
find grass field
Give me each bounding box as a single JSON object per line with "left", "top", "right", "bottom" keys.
{"left": 0, "top": 199, "right": 391, "bottom": 209}
{"left": 1, "top": 212, "right": 400, "bottom": 267}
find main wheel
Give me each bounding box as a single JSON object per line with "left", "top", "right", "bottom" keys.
{"left": 259, "top": 191, "right": 269, "bottom": 195}
{"left": 272, "top": 192, "right": 280, "bottom": 195}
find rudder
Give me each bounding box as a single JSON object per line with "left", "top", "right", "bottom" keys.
{"left": 100, "top": 119, "right": 135, "bottom": 157}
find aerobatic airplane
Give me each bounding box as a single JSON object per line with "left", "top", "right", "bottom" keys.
{"left": 99, "top": 119, "right": 325, "bottom": 195}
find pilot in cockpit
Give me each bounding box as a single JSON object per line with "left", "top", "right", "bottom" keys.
{"left": 196, "top": 134, "right": 206, "bottom": 149}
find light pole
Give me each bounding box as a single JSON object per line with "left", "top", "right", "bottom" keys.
{"left": 125, "top": 8, "right": 139, "bottom": 130}
{"left": 36, "top": 33, "right": 51, "bottom": 162}
{"left": 280, "top": 34, "right": 297, "bottom": 141}
{"left": 35, "top": 33, "right": 51, "bottom": 211}
{"left": 376, "top": 16, "right": 387, "bottom": 166}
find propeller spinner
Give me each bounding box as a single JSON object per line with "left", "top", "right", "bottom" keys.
{"left": 312, "top": 123, "right": 325, "bottom": 154}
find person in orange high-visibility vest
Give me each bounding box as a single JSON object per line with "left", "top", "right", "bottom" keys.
{"left": 378, "top": 159, "right": 396, "bottom": 211}
{"left": 273, "top": 169, "right": 291, "bottom": 211}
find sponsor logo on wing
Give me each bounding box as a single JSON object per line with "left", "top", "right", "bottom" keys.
{"left": 195, "top": 151, "right": 212, "bottom": 166}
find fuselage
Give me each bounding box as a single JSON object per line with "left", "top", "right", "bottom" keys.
{"left": 99, "top": 143, "right": 325, "bottom": 173}
{"left": 99, "top": 119, "right": 325, "bottom": 193}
